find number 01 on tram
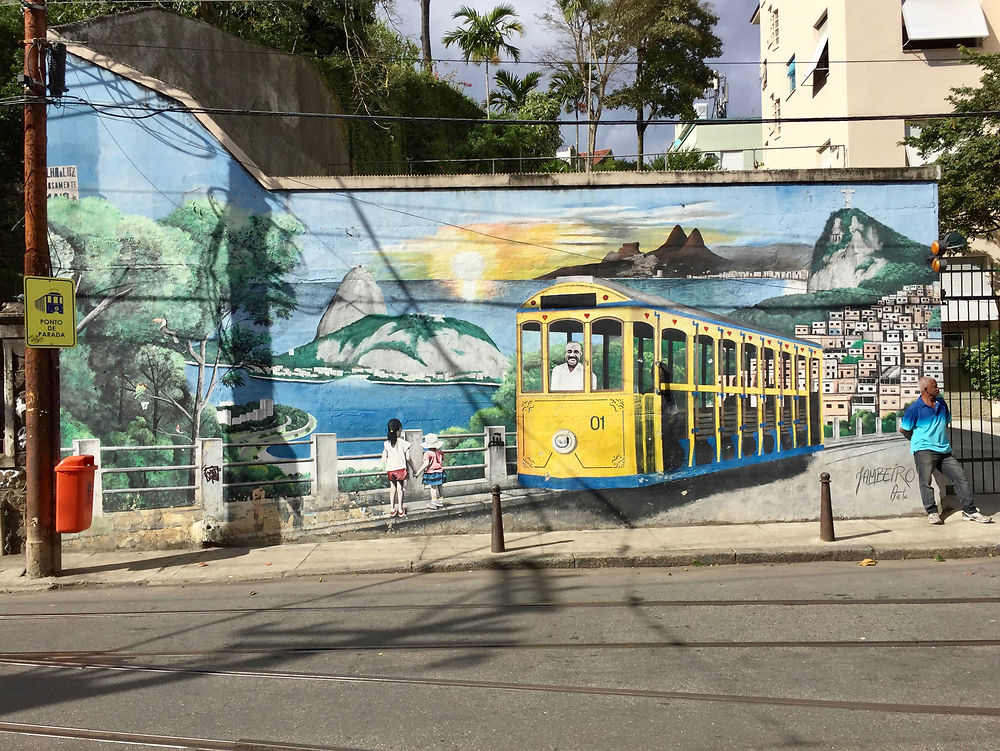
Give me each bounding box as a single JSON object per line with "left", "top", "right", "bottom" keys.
{"left": 515, "top": 278, "right": 824, "bottom": 489}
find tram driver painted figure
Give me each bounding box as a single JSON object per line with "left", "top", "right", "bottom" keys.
{"left": 550, "top": 341, "right": 596, "bottom": 391}
{"left": 899, "top": 376, "right": 993, "bottom": 525}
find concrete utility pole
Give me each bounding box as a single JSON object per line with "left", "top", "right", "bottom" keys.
{"left": 23, "top": 0, "right": 60, "bottom": 577}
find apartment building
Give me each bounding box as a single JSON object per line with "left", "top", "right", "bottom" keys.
{"left": 750, "top": 0, "right": 1000, "bottom": 168}
{"left": 798, "top": 284, "right": 941, "bottom": 420}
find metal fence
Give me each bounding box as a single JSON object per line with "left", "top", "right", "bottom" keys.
{"left": 941, "top": 259, "right": 1000, "bottom": 494}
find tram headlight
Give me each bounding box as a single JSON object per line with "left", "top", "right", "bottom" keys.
{"left": 552, "top": 429, "right": 577, "bottom": 454}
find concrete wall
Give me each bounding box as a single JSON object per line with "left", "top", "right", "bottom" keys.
{"left": 39, "top": 50, "right": 953, "bottom": 549}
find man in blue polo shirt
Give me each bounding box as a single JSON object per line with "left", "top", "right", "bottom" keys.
{"left": 899, "top": 376, "right": 993, "bottom": 524}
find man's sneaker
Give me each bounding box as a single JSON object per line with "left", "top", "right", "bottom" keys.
{"left": 928, "top": 512, "right": 943, "bottom": 525}
{"left": 962, "top": 510, "right": 993, "bottom": 523}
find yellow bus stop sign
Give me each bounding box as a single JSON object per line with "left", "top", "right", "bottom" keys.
{"left": 24, "top": 276, "right": 77, "bottom": 348}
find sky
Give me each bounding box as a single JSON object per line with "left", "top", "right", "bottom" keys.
{"left": 385, "top": 0, "right": 762, "bottom": 159}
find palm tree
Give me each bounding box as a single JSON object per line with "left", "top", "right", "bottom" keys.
{"left": 442, "top": 4, "right": 525, "bottom": 118}
{"left": 490, "top": 69, "right": 542, "bottom": 113}
{"left": 548, "top": 63, "right": 589, "bottom": 156}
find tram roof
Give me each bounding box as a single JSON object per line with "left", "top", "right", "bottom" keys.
{"left": 523, "top": 276, "right": 821, "bottom": 350}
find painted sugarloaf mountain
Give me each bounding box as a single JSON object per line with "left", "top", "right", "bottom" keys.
{"left": 537, "top": 225, "right": 733, "bottom": 279}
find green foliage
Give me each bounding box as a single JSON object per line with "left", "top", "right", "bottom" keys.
{"left": 490, "top": 69, "right": 542, "bottom": 112}
{"left": 0, "top": 8, "right": 23, "bottom": 300}
{"left": 102, "top": 417, "right": 196, "bottom": 510}
{"left": 61, "top": 408, "right": 96, "bottom": 443}
{"left": 647, "top": 149, "right": 721, "bottom": 171}
{"left": 461, "top": 92, "right": 564, "bottom": 172}
{"left": 605, "top": 0, "right": 721, "bottom": 165}
{"left": 901, "top": 50, "right": 1000, "bottom": 240}
{"left": 337, "top": 467, "right": 388, "bottom": 493}
{"left": 961, "top": 330, "right": 1000, "bottom": 401}
{"left": 47, "top": 1, "right": 379, "bottom": 58}
{"left": 50, "top": 196, "right": 304, "bottom": 443}
{"left": 443, "top": 3, "right": 525, "bottom": 107}
{"left": 317, "top": 21, "right": 486, "bottom": 175}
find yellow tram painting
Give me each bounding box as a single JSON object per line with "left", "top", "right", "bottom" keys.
{"left": 516, "top": 278, "right": 824, "bottom": 489}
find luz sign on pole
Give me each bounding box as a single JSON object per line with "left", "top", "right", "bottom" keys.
{"left": 24, "top": 275, "right": 77, "bottom": 348}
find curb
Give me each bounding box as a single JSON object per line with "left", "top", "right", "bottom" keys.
{"left": 3, "top": 543, "right": 997, "bottom": 593}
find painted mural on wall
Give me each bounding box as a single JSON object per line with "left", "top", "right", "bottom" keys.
{"left": 45, "top": 55, "right": 941, "bottom": 522}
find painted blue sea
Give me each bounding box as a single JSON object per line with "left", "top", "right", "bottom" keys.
{"left": 194, "top": 371, "right": 498, "bottom": 459}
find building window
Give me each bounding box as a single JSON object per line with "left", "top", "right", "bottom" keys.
{"left": 769, "top": 6, "right": 779, "bottom": 48}
{"left": 760, "top": 59, "right": 768, "bottom": 90}
{"left": 770, "top": 95, "right": 781, "bottom": 136}
{"left": 787, "top": 56, "right": 796, "bottom": 94}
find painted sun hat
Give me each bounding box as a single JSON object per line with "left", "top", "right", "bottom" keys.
{"left": 422, "top": 433, "right": 443, "bottom": 449}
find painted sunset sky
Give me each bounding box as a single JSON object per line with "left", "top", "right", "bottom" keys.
{"left": 285, "top": 184, "right": 937, "bottom": 292}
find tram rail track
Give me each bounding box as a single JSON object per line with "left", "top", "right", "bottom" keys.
{"left": 2, "top": 594, "right": 1000, "bottom": 620}
{"left": 0, "top": 720, "right": 365, "bottom": 750}
{"left": 4, "top": 635, "right": 1000, "bottom": 660}
{"left": 2, "top": 655, "right": 999, "bottom": 718}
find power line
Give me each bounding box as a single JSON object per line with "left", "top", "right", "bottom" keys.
{"left": 42, "top": 35, "right": 983, "bottom": 68}
{"left": 17, "top": 95, "right": 999, "bottom": 128}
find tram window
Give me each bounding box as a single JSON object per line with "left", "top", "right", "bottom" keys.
{"left": 721, "top": 339, "right": 738, "bottom": 387}
{"left": 633, "top": 322, "right": 655, "bottom": 394}
{"left": 796, "top": 355, "right": 808, "bottom": 391}
{"left": 591, "top": 318, "right": 623, "bottom": 391}
{"left": 661, "top": 329, "right": 687, "bottom": 384}
{"left": 743, "top": 342, "right": 758, "bottom": 388}
{"left": 694, "top": 335, "right": 715, "bottom": 387}
{"left": 794, "top": 395, "right": 809, "bottom": 446}
{"left": 763, "top": 348, "right": 776, "bottom": 388}
{"left": 810, "top": 358, "right": 821, "bottom": 393}
{"left": 694, "top": 334, "right": 715, "bottom": 408}
{"left": 781, "top": 396, "right": 795, "bottom": 449}
{"left": 548, "top": 319, "right": 590, "bottom": 391}
{"left": 780, "top": 351, "right": 793, "bottom": 390}
{"left": 520, "top": 322, "right": 542, "bottom": 393}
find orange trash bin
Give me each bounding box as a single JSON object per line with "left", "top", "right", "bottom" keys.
{"left": 55, "top": 454, "right": 98, "bottom": 533}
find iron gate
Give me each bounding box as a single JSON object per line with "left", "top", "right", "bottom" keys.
{"left": 941, "top": 259, "right": 999, "bottom": 494}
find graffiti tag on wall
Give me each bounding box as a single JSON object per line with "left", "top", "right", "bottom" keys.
{"left": 856, "top": 464, "right": 915, "bottom": 502}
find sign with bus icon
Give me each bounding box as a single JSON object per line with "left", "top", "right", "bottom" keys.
{"left": 23, "top": 276, "right": 77, "bottom": 348}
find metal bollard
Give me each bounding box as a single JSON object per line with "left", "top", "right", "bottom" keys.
{"left": 819, "top": 472, "right": 836, "bottom": 542}
{"left": 491, "top": 483, "right": 505, "bottom": 553}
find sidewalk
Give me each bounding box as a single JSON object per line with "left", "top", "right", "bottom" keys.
{"left": 2, "top": 513, "right": 999, "bottom": 593}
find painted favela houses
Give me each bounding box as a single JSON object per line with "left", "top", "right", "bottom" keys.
{"left": 38, "top": 21, "right": 948, "bottom": 547}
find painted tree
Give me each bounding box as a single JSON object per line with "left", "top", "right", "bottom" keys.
{"left": 539, "top": 0, "right": 634, "bottom": 169}
{"left": 605, "top": 0, "right": 721, "bottom": 170}
{"left": 442, "top": 4, "right": 525, "bottom": 118}
{"left": 49, "top": 196, "right": 304, "bottom": 443}
{"left": 151, "top": 198, "right": 304, "bottom": 442}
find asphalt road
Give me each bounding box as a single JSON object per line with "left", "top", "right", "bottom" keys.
{"left": 1, "top": 559, "right": 999, "bottom": 750}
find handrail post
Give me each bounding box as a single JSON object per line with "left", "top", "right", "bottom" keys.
{"left": 491, "top": 483, "right": 505, "bottom": 553}
{"left": 819, "top": 472, "right": 835, "bottom": 542}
